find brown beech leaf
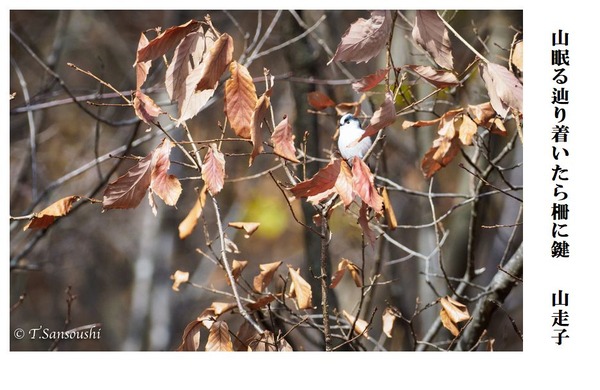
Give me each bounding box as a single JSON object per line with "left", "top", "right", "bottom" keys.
{"left": 440, "top": 296, "right": 470, "bottom": 324}
{"left": 166, "top": 29, "right": 205, "bottom": 106}
{"left": 480, "top": 62, "right": 523, "bottom": 118}
{"left": 290, "top": 158, "right": 339, "bottom": 200}
{"left": 412, "top": 11, "right": 454, "bottom": 70}
{"left": 440, "top": 308, "right": 460, "bottom": 336}
{"left": 456, "top": 114, "right": 478, "bottom": 146}
{"left": 288, "top": 267, "right": 313, "bottom": 310}
{"left": 362, "top": 92, "right": 396, "bottom": 140}
{"left": 178, "top": 185, "right": 208, "bottom": 239}
{"left": 170, "top": 270, "right": 190, "bottom": 292}
{"left": 24, "top": 195, "right": 80, "bottom": 230}
{"left": 211, "top": 302, "right": 237, "bottom": 316}
{"left": 247, "top": 330, "right": 293, "bottom": 352}
{"left": 405, "top": 65, "right": 459, "bottom": 88}
{"left": 150, "top": 138, "right": 182, "bottom": 207}
{"left": 202, "top": 143, "right": 226, "bottom": 196}
{"left": 253, "top": 261, "right": 282, "bottom": 293}
{"left": 343, "top": 310, "right": 369, "bottom": 338}
{"left": 234, "top": 321, "right": 259, "bottom": 351}
{"left": 511, "top": 40, "right": 523, "bottom": 72}
{"left": 335, "top": 159, "right": 354, "bottom": 208}
{"left": 328, "top": 10, "right": 392, "bottom": 65}
{"left": 358, "top": 201, "right": 377, "bottom": 247}
{"left": 206, "top": 321, "right": 233, "bottom": 351}
{"left": 330, "top": 258, "right": 362, "bottom": 289}
{"left": 420, "top": 109, "right": 464, "bottom": 178}
{"left": 176, "top": 319, "right": 203, "bottom": 351}
{"left": 352, "top": 68, "right": 389, "bottom": 92}
{"left": 228, "top": 222, "right": 260, "bottom": 238}
{"left": 136, "top": 20, "right": 201, "bottom": 64}
{"left": 271, "top": 115, "right": 299, "bottom": 163}
{"left": 230, "top": 260, "right": 248, "bottom": 283}
{"left": 135, "top": 32, "right": 151, "bottom": 90}
{"left": 249, "top": 87, "right": 272, "bottom": 166}
{"left": 225, "top": 61, "right": 257, "bottom": 139}
{"left": 133, "top": 90, "right": 163, "bottom": 125}
{"left": 401, "top": 117, "right": 442, "bottom": 130}
{"left": 247, "top": 294, "right": 276, "bottom": 310}
{"left": 103, "top": 152, "right": 153, "bottom": 210}
{"left": 335, "top": 96, "right": 365, "bottom": 117}
{"left": 307, "top": 91, "right": 336, "bottom": 111}
{"left": 381, "top": 187, "right": 397, "bottom": 230}
{"left": 351, "top": 157, "right": 383, "bottom": 214}
{"left": 468, "top": 102, "right": 508, "bottom": 136}
{"left": 174, "top": 61, "right": 216, "bottom": 125}
{"left": 196, "top": 33, "right": 234, "bottom": 92}
{"left": 382, "top": 307, "right": 396, "bottom": 338}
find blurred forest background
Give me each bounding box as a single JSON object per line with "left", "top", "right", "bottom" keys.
{"left": 9, "top": 10, "right": 522, "bottom": 351}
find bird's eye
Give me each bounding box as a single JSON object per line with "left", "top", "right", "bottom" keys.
{"left": 344, "top": 117, "right": 350, "bottom": 124}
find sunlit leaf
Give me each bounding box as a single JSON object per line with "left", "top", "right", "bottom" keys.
{"left": 335, "top": 159, "right": 354, "bottom": 208}
{"left": 133, "top": 90, "right": 163, "bottom": 125}
{"left": 405, "top": 64, "right": 459, "bottom": 88}
{"left": 176, "top": 319, "right": 203, "bottom": 351}
{"left": 290, "top": 158, "right": 339, "bottom": 200}
{"left": 440, "top": 296, "right": 470, "bottom": 324}
{"left": 228, "top": 222, "right": 260, "bottom": 238}
{"left": 136, "top": 20, "right": 201, "bottom": 63}
{"left": 230, "top": 260, "right": 248, "bottom": 284}
{"left": 166, "top": 29, "right": 205, "bottom": 105}
{"left": 330, "top": 258, "right": 362, "bottom": 289}
{"left": 202, "top": 143, "right": 225, "bottom": 196}
{"left": 24, "top": 196, "right": 80, "bottom": 230}
{"left": 234, "top": 321, "right": 259, "bottom": 351}
{"left": 206, "top": 321, "right": 233, "bottom": 351}
{"left": 250, "top": 87, "right": 272, "bottom": 166}
{"left": 150, "top": 138, "right": 182, "bottom": 207}
{"left": 170, "top": 270, "right": 190, "bottom": 291}
{"left": 253, "top": 261, "right": 282, "bottom": 292}
{"left": 103, "top": 153, "right": 153, "bottom": 210}
{"left": 480, "top": 62, "right": 523, "bottom": 117}
{"left": 511, "top": 40, "right": 523, "bottom": 72}
{"left": 343, "top": 310, "right": 369, "bottom": 338}
{"left": 178, "top": 185, "right": 208, "bottom": 239}
{"left": 288, "top": 267, "right": 313, "bottom": 310}
{"left": 135, "top": 32, "right": 151, "bottom": 90}
{"left": 196, "top": 33, "right": 234, "bottom": 92}
{"left": 456, "top": 114, "right": 478, "bottom": 146}
{"left": 247, "top": 330, "right": 292, "bottom": 351}
{"left": 351, "top": 157, "right": 383, "bottom": 214}
{"left": 469, "top": 102, "right": 508, "bottom": 136}
{"left": 247, "top": 294, "right": 276, "bottom": 310}
{"left": 225, "top": 61, "right": 257, "bottom": 139}
{"left": 271, "top": 115, "right": 300, "bottom": 163}
{"left": 382, "top": 307, "right": 396, "bottom": 338}
{"left": 328, "top": 10, "right": 392, "bottom": 65}
{"left": 352, "top": 68, "right": 389, "bottom": 92}
{"left": 307, "top": 91, "right": 335, "bottom": 111}
{"left": 440, "top": 308, "right": 460, "bottom": 336}
{"left": 362, "top": 92, "right": 396, "bottom": 140}
{"left": 412, "top": 11, "right": 453, "bottom": 70}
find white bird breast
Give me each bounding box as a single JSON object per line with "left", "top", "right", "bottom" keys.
{"left": 338, "top": 120, "right": 372, "bottom": 161}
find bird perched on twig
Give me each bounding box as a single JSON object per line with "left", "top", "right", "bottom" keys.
{"left": 337, "top": 113, "right": 372, "bottom": 161}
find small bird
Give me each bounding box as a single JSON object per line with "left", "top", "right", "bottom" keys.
{"left": 337, "top": 113, "right": 372, "bottom": 161}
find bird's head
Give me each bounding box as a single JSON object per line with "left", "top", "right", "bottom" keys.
{"left": 339, "top": 113, "right": 360, "bottom": 127}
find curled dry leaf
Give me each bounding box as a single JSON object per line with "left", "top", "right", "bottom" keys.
{"left": 307, "top": 91, "right": 336, "bottom": 111}
{"left": 479, "top": 62, "right": 523, "bottom": 118}
{"left": 202, "top": 143, "right": 226, "bottom": 196}
{"left": 352, "top": 67, "right": 389, "bottom": 92}
{"left": 288, "top": 267, "right": 313, "bottom": 310}
{"left": 351, "top": 157, "right": 383, "bottom": 214}
{"left": 178, "top": 185, "right": 208, "bottom": 239}
{"left": 170, "top": 270, "right": 190, "bottom": 291}
{"left": 330, "top": 258, "right": 362, "bottom": 289}
{"left": 440, "top": 308, "right": 460, "bottom": 336}
{"left": 135, "top": 32, "right": 151, "bottom": 90}
{"left": 404, "top": 65, "right": 459, "bottom": 88}
{"left": 176, "top": 319, "right": 203, "bottom": 351}
{"left": 150, "top": 138, "right": 182, "bottom": 206}
{"left": 246, "top": 294, "right": 276, "bottom": 310}
{"left": 440, "top": 296, "right": 470, "bottom": 324}
{"left": 225, "top": 61, "right": 257, "bottom": 139}
{"left": 206, "top": 321, "right": 233, "bottom": 351}
{"left": 197, "top": 302, "right": 237, "bottom": 329}
{"left": 381, "top": 187, "right": 397, "bottom": 230}
{"left": 230, "top": 260, "right": 248, "bottom": 284}
{"left": 271, "top": 115, "right": 300, "bottom": 163}
{"left": 328, "top": 10, "right": 392, "bottom": 65}
{"left": 419, "top": 109, "right": 464, "bottom": 178}
{"left": 133, "top": 90, "right": 163, "bottom": 125}
{"left": 468, "top": 102, "right": 507, "bottom": 135}
{"left": 342, "top": 310, "right": 369, "bottom": 338}
{"left": 362, "top": 92, "right": 396, "bottom": 140}
{"left": 196, "top": 33, "right": 234, "bottom": 92}
{"left": 228, "top": 222, "right": 260, "bottom": 238}
{"left": 136, "top": 19, "right": 201, "bottom": 64}
{"left": 358, "top": 201, "right": 377, "bottom": 247}
{"left": 335, "top": 95, "right": 365, "bottom": 117}
{"left": 247, "top": 330, "right": 293, "bottom": 352}
{"left": 382, "top": 307, "right": 396, "bottom": 338}
{"left": 249, "top": 87, "right": 273, "bottom": 166}
{"left": 166, "top": 29, "right": 205, "bottom": 106}
{"left": 412, "top": 11, "right": 454, "bottom": 70}
{"left": 24, "top": 195, "right": 80, "bottom": 230}
{"left": 253, "top": 261, "right": 282, "bottom": 292}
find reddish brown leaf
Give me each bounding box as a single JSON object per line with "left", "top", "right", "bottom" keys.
{"left": 250, "top": 87, "right": 272, "bottom": 166}
{"left": 24, "top": 196, "right": 80, "bottom": 230}
{"left": 137, "top": 20, "right": 201, "bottom": 64}
{"left": 480, "top": 62, "right": 523, "bottom": 117}
{"left": 228, "top": 222, "right": 260, "bottom": 238}
{"left": 271, "top": 115, "right": 299, "bottom": 163}
{"left": 351, "top": 157, "right": 383, "bottom": 214}
{"left": 382, "top": 307, "right": 396, "bottom": 338}
{"left": 166, "top": 29, "right": 205, "bottom": 106}
{"left": 225, "top": 61, "right": 257, "bottom": 139}
{"left": 150, "top": 138, "right": 182, "bottom": 207}
{"left": 412, "top": 11, "right": 454, "bottom": 70}
{"left": 362, "top": 92, "right": 396, "bottom": 140}
{"left": 358, "top": 201, "right": 376, "bottom": 247}
{"left": 328, "top": 10, "right": 392, "bottom": 65}
{"left": 335, "top": 159, "right": 354, "bottom": 208}
{"left": 176, "top": 319, "right": 203, "bottom": 351}
{"left": 178, "top": 185, "right": 208, "bottom": 239}
{"left": 290, "top": 158, "right": 340, "bottom": 200}
{"left": 253, "top": 261, "right": 282, "bottom": 293}
{"left": 103, "top": 152, "right": 153, "bottom": 210}
{"left": 307, "top": 91, "right": 335, "bottom": 111}
{"left": 247, "top": 294, "right": 276, "bottom": 310}
{"left": 382, "top": 187, "right": 397, "bottom": 230}
{"left": 205, "top": 321, "right": 233, "bottom": 351}
{"left": 352, "top": 68, "right": 389, "bottom": 92}
{"left": 342, "top": 310, "right": 369, "bottom": 338}
{"left": 133, "top": 90, "right": 163, "bottom": 125}
{"left": 420, "top": 109, "right": 464, "bottom": 178}
{"left": 405, "top": 64, "right": 459, "bottom": 88}
{"left": 330, "top": 258, "right": 362, "bottom": 289}
{"left": 135, "top": 32, "right": 152, "bottom": 90}
{"left": 196, "top": 33, "right": 234, "bottom": 92}
{"left": 170, "top": 270, "right": 189, "bottom": 292}
{"left": 202, "top": 143, "right": 226, "bottom": 196}
{"left": 288, "top": 267, "right": 312, "bottom": 310}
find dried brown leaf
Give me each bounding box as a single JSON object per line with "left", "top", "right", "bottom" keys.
{"left": 328, "top": 10, "right": 392, "bottom": 65}
{"left": 358, "top": 201, "right": 377, "bottom": 247}
{"left": 247, "top": 330, "right": 292, "bottom": 351}
{"left": 253, "top": 261, "right": 282, "bottom": 293}
{"left": 170, "top": 270, "right": 189, "bottom": 292}
{"left": 382, "top": 307, "right": 396, "bottom": 338}
{"left": 224, "top": 61, "right": 257, "bottom": 139}
{"left": 196, "top": 33, "right": 234, "bottom": 92}
{"left": 420, "top": 109, "right": 464, "bottom": 178}
{"left": 440, "top": 308, "right": 460, "bottom": 336}
{"left": 150, "top": 138, "right": 182, "bottom": 207}
{"left": 412, "top": 11, "right": 454, "bottom": 70}
{"left": 136, "top": 20, "right": 201, "bottom": 63}
{"left": 381, "top": 187, "right": 397, "bottom": 230}
{"left": 103, "top": 152, "right": 153, "bottom": 210}
{"left": 206, "top": 321, "right": 233, "bottom": 351}
{"left": 249, "top": 87, "right": 272, "bottom": 166}
{"left": 202, "top": 143, "right": 226, "bottom": 196}
{"left": 511, "top": 40, "right": 523, "bottom": 72}
{"left": 234, "top": 321, "right": 259, "bottom": 351}
{"left": 166, "top": 29, "right": 205, "bottom": 105}
{"left": 24, "top": 196, "right": 80, "bottom": 230}
{"left": 342, "top": 310, "right": 369, "bottom": 338}
{"left": 271, "top": 115, "right": 299, "bottom": 163}
{"left": 288, "top": 267, "right": 313, "bottom": 310}
{"left": 135, "top": 32, "right": 151, "bottom": 90}
{"left": 246, "top": 294, "right": 276, "bottom": 310}
{"left": 211, "top": 302, "right": 237, "bottom": 316}
{"left": 480, "top": 62, "right": 523, "bottom": 117}
{"left": 290, "top": 158, "right": 339, "bottom": 200}
{"left": 335, "top": 159, "right": 354, "bottom": 208}
{"left": 456, "top": 114, "right": 477, "bottom": 146}
{"left": 352, "top": 68, "right": 389, "bottom": 92}
{"left": 405, "top": 64, "right": 459, "bottom": 88}
{"left": 228, "top": 222, "right": 260, "bottom": 238}
{"left": 174, "top": 62, "right": 215, "bottom": 125}
{"left": 133, "top": 90, "right": 163, "bottom": 125}
{"left": 176, "top": 319, "right": 203, "bottom": 351}
{"left": 307, "top": 91, "right": 336, "bottom": 111}
{"left": 330, "top": 258, "right": 362, "bottom": 289}
{"left": 362, "top": 92, "right": 396, "bottom": 140}
{"left": 230, "top": 260, "right": 248, "bottom": 284}
{"left": 440, "top": 296, "right": 470, "bottom": 324}
{"left": 351, "top": 157, "right": 383, "bottom": 214}
{"left": 178, "top": 185, "right": 208, "bottom": 239}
